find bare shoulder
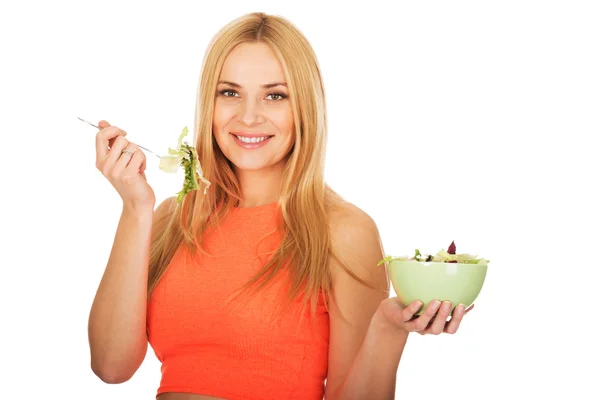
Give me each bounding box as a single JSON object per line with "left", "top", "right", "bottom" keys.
{"left": 154, "top": 196, "right": 177, "bottom": 217}
{"left": 328, "top": 199, "right": 377, "bottom": 228}
{"left": 327, "top": 199, "right": 387, "bottom": 287}
{"left": 328, "top": 199, "right": 382, "bottom": 257}
{"left": 152, "top": 196, "right": 178, "bottom": 231}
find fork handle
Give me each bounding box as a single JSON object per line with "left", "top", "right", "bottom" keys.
{"left": 78, "top": 117, "right": 161, "bottom": 159}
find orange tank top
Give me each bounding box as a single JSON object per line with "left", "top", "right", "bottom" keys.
{"left": 147, "top": 202, "right": 330, "bottom": 399}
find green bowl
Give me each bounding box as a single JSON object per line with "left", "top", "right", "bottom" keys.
{"left": 388, "top": 260, "right": 487, "bottom": 315}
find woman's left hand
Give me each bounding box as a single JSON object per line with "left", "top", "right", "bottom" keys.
{"left": 377, "top": 297, "right": 474, "bottom": 335}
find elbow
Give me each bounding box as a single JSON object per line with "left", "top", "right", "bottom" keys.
{"left": 91, "top": 360, "right": 135, "bottom": 384}
{"left": 89, "top": 342, "right": 146, "bottom": 384}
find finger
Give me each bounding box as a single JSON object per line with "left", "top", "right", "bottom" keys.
{"left": 465, "top": 304, "right": 475, "bottom": 314}
{"left": 97, "top": 121, "right": 124, "bottom": 149}
{"left": 139, "top": 149, "right": 147, "bottom": 173}
{"left": 112, "top": 143, "right": 139, "bottom": 178}
{"left": 95, "top": 126, "right": 127, "bottom": 161}
{"left": 123, "top": 145, "right": 145, "bottom": 175}
{"left": 108, "top": 130, "right": 128, "bottom": 149}
{"left": 427, "top": 301, "right": 452, "bottom": 335}
{"left": 407, "top": 300, "right": 441, "bottom": 332}
{"left": 444, "top": 303, "right": 466, "bottom": 334}
{"left": 401, "top": 301, "right": 423, "bottom": 323}
{"left": 122, "top": 147, "right": 145, "bottom": 183}
{"left": 102, "top": 136, "right": 130, "bottom": 175}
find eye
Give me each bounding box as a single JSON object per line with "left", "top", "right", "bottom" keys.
{"left": 218, "top": 89, "right": 238, "bottom": 97}
{"left": 266, "top": 92, "right": 288, "bottom": 101}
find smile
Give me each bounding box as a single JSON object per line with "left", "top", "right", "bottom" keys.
{"left": 235, "top": 135, "right": 271, "bottom": 143}
{"left": 231, "top": 133, "right": 274, "bottom": 149}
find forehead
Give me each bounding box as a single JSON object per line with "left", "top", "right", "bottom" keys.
{"left": 219, "top": 42, "right": 286, "bottom": 85}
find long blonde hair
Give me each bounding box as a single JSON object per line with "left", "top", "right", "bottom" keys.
{"left": 148, "top": 12, "right": 354, "bottom": 315}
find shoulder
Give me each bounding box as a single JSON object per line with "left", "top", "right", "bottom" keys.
{"left": 328, "top": 199, "right": 378, "bottom": 229}
{"left": 328, "top": 199, "right": 382, "bottom": 258}
{"left": 327, "top": 199, "right": 387, "bottom": 288}
{"left": 152, "top": 196, "right": 178, "bottom": 227}
{"left": 155, "top": 196, "right": 177, "bottom": 215}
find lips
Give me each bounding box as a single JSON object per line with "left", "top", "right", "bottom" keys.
{"left": 231, "top": 131, "right": 272, "bottom": 138}
{"left": 231, "top": 132, "right": 274, "bottom": 143}
{"left": 234, "top": 135, "right": 271, "bottom": 143}
{"left": 231, "top": 132, "right": 274, "bottom": 149}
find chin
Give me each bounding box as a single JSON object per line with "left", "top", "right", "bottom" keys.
{"left": 230, "top": 157, "right": 282, "bottom": 173}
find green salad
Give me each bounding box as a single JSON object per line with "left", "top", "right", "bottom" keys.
{"left": 159, "top": 126, "right": 211, "bottom": 202}
{"left": 378, "top": 241, "right": 489, "bottom": 266}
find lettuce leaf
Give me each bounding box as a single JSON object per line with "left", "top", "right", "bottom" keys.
{"left": 378, "top": 241, "right": 489, "bottom": 266}
{"left": 159, "top": 126, "right": 211, "bottom": 202}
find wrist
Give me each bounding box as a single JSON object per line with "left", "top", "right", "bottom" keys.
{"left": 360, "top": 309, "right": 408, "bottom": 373}
{"left": 370, "top": 307, "right": 409, "bottom": 345}
{"left": 122, "top": 201, "right": 155, "bottom": 217}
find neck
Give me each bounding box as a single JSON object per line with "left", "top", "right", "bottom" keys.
{"left": 234, "top": 162, "right": 285, "bottom": 208}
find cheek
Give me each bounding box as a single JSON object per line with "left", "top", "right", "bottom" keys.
{"left": 212, "top": 105, "right": 233, "bottom": 151}
{"left": 271, "top": 107, "right": 294, "bottom": 136}
{"left": 213, "top": 101, "right": 239, "bottom": 134}
{"left": 212, "top": 105, "right": 227, "bottom": 134}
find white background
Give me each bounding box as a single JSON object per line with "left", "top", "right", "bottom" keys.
{"left": 1, "top": 0, "right": 599, "bottom": 399}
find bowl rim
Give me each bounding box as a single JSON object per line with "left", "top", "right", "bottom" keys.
{"left": 386, "top": 260, "right": 489, "bottom": 268}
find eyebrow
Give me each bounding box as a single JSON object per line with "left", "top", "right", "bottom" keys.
{"left": 218, "top": 80, "right": 287, "bottom": 89}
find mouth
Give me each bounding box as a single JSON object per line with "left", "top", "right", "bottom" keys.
{"left": 230, "top": 133, "right": 275, "bottom": 148}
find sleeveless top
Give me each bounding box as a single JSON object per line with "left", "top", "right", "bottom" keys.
{"left": 147, "top": 202, "right": 330, "bottom": 399}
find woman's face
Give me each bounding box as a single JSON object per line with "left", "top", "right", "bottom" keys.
{"left": 213, "top": 42, "right": 295, "bottom": 173}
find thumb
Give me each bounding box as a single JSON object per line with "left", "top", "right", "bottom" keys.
{"left": 98, "top": 120, "right": 111, "bottom": 129}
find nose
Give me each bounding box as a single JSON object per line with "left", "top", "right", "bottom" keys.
{"left": 238, "top": 98, "right": 265, "bottom": 126}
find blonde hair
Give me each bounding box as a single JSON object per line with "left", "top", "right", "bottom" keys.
{"left": 148, "top": 12, "right": 354, "bottom": 315}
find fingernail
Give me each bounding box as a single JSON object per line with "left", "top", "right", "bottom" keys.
{"left": 457, "top": 303, "right": 466, "bottom": 312}
{"left": 433, "top": 300, "right": 441, "bottom": 308}
{"left": 443, "top": 301, "right": 452, "bottom": 311}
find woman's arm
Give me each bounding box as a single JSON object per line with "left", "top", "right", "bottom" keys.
{"left": 324, "top": 203, "right": 470, "bottom": 400}
{"left": 328, "top": 307, "right": 409, "bottom": 400}
{"left": 324, "top": 202, "right": 398, "bottom": 400}
{"left": 87, "top": 197, "right": 174, "bottom": 383}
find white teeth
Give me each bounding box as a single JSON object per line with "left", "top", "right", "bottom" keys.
{"left": 236, "top": 135, "right": 270, "bottom": 143}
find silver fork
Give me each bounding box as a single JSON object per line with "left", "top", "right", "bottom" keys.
{"left": 77, "top": 117, "right": 162, "bottom": 159}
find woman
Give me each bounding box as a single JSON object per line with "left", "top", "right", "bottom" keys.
{"left": 88, "top": 12, "right": 471, "bottom": 400}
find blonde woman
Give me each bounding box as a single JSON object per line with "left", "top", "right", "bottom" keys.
{"left": 88, "top": 12, "right": 471, "bottom": 400}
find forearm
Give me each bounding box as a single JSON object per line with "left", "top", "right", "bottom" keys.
{"left": 88, "top": 204, "right": 154, "bottom": 380}
{"left": 330, "top": 311, "right": 408, "bottom": 400}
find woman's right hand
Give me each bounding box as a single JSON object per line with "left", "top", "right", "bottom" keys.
{"left": 95, "top": 120, "right": 156, "bottom": 210}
